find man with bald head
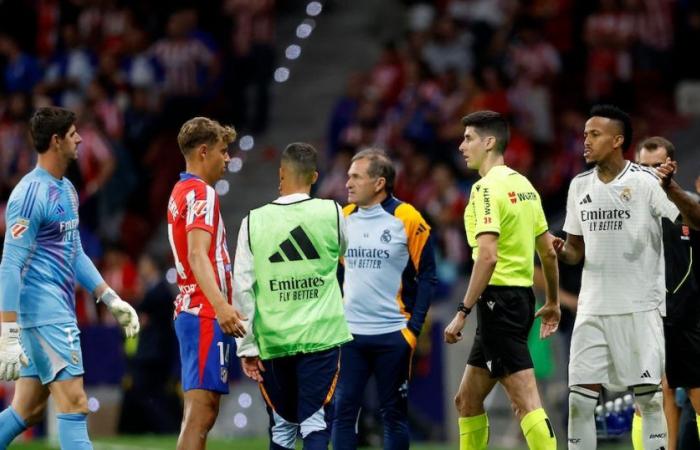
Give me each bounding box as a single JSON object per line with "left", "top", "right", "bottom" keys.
{"left": 554, "top": 105, "right": 700, "bottom": 450}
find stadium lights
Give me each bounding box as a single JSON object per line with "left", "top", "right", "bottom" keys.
{"left": 296, "top": 20, "right": 315, "bottom": 39}
{"left": 306, "top": 1, "right": 322, "bottom": 16}
{"left": 239, "top": 135, "right": 255, "bottom": 151}
{"left": 274, "top": 67, "right": 290, "bottom": 83}
{"left": 87, "top": 397, "right": 100, "bottom": 412}
{"left": 166, "top": 268, "right": 178, "bottom": 284}
{"left": 238, "top": 392, "right": 253, "bottom": 408}
{"left": 228, "top": 157, "right": 243, "bottom": 173}
{"left": 285, "top": 44, "right": 302, "bottom": 60}
{"left": 234, "top": 412, "right": 248, "bottom": 428}
{"left": 215, "top": 179, "right": 230, "bottom": 196}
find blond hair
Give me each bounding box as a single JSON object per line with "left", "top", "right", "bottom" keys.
{"left": 177, "top": 117, "right": 237, "bottom": 156}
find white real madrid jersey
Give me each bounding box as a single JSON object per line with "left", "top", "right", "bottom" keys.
{"left": 563, "top": 161, "right": 679, "bottom": 315}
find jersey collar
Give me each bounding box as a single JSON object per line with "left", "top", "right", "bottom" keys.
{"left": 179, "top": 172, "right": 204, "bottom": 182}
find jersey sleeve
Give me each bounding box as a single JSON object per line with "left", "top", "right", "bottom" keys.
{"left": 534, "top": 194, "right": 549, "bottom": 237}
{"left": 563, "top": 180, "right": 582, "bottom": 235}
{"left": 471, "top": 181, "right": 501, "bottom": 236}
{"left": 3, "top": 181, "right": 46, "bottom": 249}
{"left": 649, "top": 181, "right": 680, "bottom": 221}
{"left": 184, "top": 184, "right": 217, "bottom": 234}
{"left": 394, "top": 203, "right": 437, "bottom": 336}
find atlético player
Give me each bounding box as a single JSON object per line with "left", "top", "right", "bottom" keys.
{"left": 167, "top": 117, "right": 247, "bottom": 450}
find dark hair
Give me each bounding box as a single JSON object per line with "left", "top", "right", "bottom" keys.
{"left": 639, "top": 136, "right": 675, "bottom": 160}
{"left": 177, "top": 117, "right": 236, "bottom": 156}
{"left": 461, "top": 110, "right": 510, "bottom": 153}
{"left": 352, "top": 148, "right": 396, "bottom": 194}
{"left": 29, "top": 107, "right": 76, "bottom": 153}
{"left": 282, "top": 142, "right": 318, "bottom": 183}
{"left": 589, "top": 104, "right": 633, "bottom": 151}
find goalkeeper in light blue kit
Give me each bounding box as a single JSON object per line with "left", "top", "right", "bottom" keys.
{"left": 0, "top": 106, "right": 139, "bottom": 449}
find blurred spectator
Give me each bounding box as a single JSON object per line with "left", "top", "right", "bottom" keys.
{"left": 506, "top": 21, "right": 561, "bottom": 144}
{"left": 150, "top": 9, "right": 217, "bottom": 123}
{"left": 0, "top": 93, "right": 34, "bottom": 201}
{"left": 318, "top": 150, "right": 353, "bottom": 204}
{"left": 101, "top": 245, "right": 140, "bottom": 307}
{"left": 421, "top": 15, "right": 473, "bottom": 76}
{"left": 0, "top": 34, "right": 43, "bottom": 94}
{"left": 119, "top": 253, "right": 180, "bottom": 434}
{"left": 39, "top": 23, "right": 96, "bottom": 109}
{"left": 583, "top": 0, "right": 636, "bottom": 106}
{"left": 328, "top": 73, "right": 365, "bottom": 155}
{"left": 223, "top": 0, "right": 275, "bottom": 133}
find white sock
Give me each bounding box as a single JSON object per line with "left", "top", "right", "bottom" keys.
{"left": 568, "top": 386, "right": 599, "bottom": 450}
{"left": 634, "top": 386, "right": 667, "bottom": 450}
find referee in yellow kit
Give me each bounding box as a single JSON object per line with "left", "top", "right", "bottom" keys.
{"left": 444, "top": 110, "right": 561, "bottom": 450}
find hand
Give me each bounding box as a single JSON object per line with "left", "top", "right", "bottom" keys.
{"left": 552, "top": 237, "right": 565, "bottom": 254}
{"left": 444, "top": 313, "right": 467, "bottom": 344}
{"left": 0, "top": 322, "right": 28, "bottom": 381}
{"left": 98, "top": 287, "right": 140, "bottom": 338}
{"left": 655, "top": 157, "right": 677, "bottom": 189}
{"left": 535, "top": 302, "right": 561, "bottom": 339}
{"left": 214, "top": 303, "right": 248, "bottom": 337}
{"left": 241, "top": 356, "right": 265, "bottom": 382}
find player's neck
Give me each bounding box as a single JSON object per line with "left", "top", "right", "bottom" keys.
{"left": 596, "top": 153, "right": 627, "bottom": 183}
{"left": 37, "top": 153, "right": 67, "bottom": 180}
{"left": 357, "top": 192, "right": 388, "bottom": 209}
{"left": 478, "top": 154, "right": 505, "bottom": 177}
{"left": 279, "top": 183, "right": 311, "bottom": 197}
{"left": 185, "top": 164, "right": 214, "bottom": 186}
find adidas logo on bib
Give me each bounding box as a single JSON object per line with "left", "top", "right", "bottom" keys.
{"left": 269, "top": 226, "right": 320, "bottom": 263}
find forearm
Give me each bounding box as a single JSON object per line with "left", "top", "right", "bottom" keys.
{"left": 0, "top": 244, "right": 30, "bottom": 316}
{"left": 558, "top": 246, "right": 583, "bottom": 265}
{"left": 539, "top": 255, "right": 560, "bottom": 305}
{"left": 462, "top": 255, "right": 497, "bottom": 309}
{"left": 75, "top": 250, "right": 106, "bottom": 295}
{"left": 665, "top": 180, "right": 700, "bottom": 230}
{"left": 407, "top": 238, "right": 437, "bottom": 334}
{"left": 189, "top": 254, "right": 227, "bottom": 309}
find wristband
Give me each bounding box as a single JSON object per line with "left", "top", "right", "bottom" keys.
{"left": 457, "top": 303, "right": 471, "bottom": 317}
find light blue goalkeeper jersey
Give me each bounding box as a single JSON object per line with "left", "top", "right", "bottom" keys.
{"left": 1, "top": 166, "right": 102, "bottom": 327}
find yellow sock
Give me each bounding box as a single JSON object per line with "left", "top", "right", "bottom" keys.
{"left": 458, "top": 413, "right": 488, "bottom": 450}
{"left": 632, "top": 413, "right": 643, "bottom": 450}
{"left": 696, "top": 414, "right": 700, "bottom": 441}
{"left": 520, "top": 408, "right": 556, "bottom": 450}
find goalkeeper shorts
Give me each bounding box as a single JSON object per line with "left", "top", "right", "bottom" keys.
{"left": 20, "top": 321, "right": 85, "bottom": 384}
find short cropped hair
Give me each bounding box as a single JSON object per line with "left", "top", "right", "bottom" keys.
{"left": 589, "top": 104, "right": 633, "bottom": 152}
{"left": 281, "top": 142, "right": 318, "bottom": 183}
{"left": 352, "top": 148, "right": 395, "bottom": 194}
{"left": 177, "top": 117, "right": 236, "bottom": 156}
{"left": 29, "top": 107, "right": 76, "bottom": 153}
{"left": 639, "top": 136, "right": 675, "bottom": 160}
{"left": 461, "top": 110, "right": 510, "bottom": 154}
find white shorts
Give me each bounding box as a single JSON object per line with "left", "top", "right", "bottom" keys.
{"left": 568, "top": 310, "right": 665, "bottom": 387}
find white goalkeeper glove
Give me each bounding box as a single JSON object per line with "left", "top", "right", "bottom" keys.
{"left": 98, "top": 288, "right": 140, "bottom": 338}
{"left": 0, "top": 322, "right": 28, "bottom": 381}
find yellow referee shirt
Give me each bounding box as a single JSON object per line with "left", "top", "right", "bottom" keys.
{"left": 464, "top": 165, "right": 548, "bottom": 287}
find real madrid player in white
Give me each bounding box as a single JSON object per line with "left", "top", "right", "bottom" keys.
{"left": 554, "top": 105, "right": 700, "bottom": 450}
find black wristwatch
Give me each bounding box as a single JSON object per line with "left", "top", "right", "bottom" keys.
{"left": 457, "top": 303, "right": 472, "bottom": 317}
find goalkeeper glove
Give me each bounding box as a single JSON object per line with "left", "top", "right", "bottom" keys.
{"left": 0, "top": 322, "right": 28, "bottom": 380}
{"left": 98, "top": 287, "right": 140, "bottom": 338}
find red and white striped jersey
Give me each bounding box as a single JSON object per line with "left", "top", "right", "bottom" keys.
{"left": 167, "top": 172, "right": 233, "bottom": 319}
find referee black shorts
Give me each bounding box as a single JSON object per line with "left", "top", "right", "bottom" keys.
{"left": 467, "top": 285, "right": 536, "bottom": 379}
{"left": 665, "top": 322, "right": 700, "bottom": 389}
